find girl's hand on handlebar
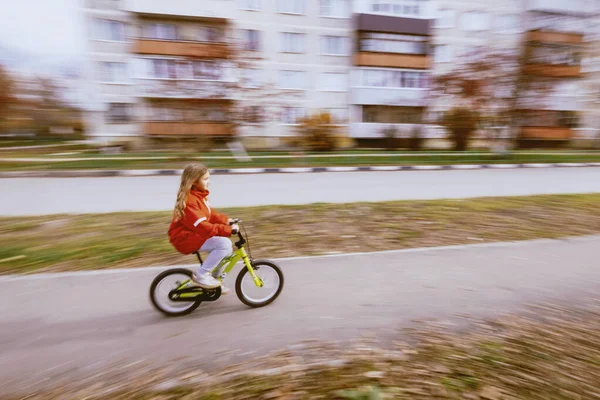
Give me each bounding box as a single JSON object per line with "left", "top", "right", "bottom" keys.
{"left": 231, "top": 224, "right": 240, "bottom": 234}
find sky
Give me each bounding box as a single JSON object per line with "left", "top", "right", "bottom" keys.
{"left": 0, "top": 0, "right": 85, "bottom": 57}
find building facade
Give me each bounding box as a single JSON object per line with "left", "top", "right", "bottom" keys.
{"left": 81, "top": 0, "right": 600, "bottom": 147}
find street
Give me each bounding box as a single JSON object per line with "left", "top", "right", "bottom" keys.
{"left": 2, "top": 167, "right": 600, "bottom": 216}
{"left": 0, "top": 235, "right": 598, "bottom": 395}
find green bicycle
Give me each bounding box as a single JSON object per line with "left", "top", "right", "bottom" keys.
{"left": 150, "top": 219, "right": 284, "bottom": 316}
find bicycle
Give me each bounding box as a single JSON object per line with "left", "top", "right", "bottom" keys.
{"left": 149, "top": 219, "right": 284, "bottom": 316}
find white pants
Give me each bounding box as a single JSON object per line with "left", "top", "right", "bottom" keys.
{"left": 197, "top": 236, "right": 233, "bottom": 276}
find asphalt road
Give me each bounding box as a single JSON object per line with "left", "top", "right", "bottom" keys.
{"left": 0, "top": 235, "right": 598, "bottom": 395}
{"left": 1, "top": 167, "right": 600, "bottom": 216}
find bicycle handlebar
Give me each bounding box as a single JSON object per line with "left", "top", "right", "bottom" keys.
{"left": 230, "top": 218, "right": 246, "bottom": 248}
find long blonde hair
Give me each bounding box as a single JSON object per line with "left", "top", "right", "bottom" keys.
{"left": 173, "top": 163, "right": 209, "bottom": 220}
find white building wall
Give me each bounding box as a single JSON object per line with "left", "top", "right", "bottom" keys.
{"left": 81, "top": 0, "right": 600, "bottom": 143}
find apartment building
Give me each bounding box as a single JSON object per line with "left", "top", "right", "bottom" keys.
{"left": 81, "top": 0, "right": 599, "bottom": 148}
{"left": 348, "top": 0, "right": 434, "bottom": 145}
{"left": 518, "top": 0, "right": 598, "bottom": 146}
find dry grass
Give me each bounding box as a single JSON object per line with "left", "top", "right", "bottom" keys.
{"left": 2, "top": 194, "right": 600, "bottom": 274}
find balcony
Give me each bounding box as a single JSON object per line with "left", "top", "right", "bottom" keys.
{"left": 355, "top": 53, "right": 430, "bottom": 69}
{"left": 522, "top": 64, "right": 582, "bottom": 77}
{"left": 351, "top": 87, "right": 428, "bottom": 106}
{"left": 125, "top": 0, "right": 234, "bottom": 21}
{"left": 135, "top": 79, "right": 234, "bottom": 100}
{"left": 526, "top": 30, "right": 584, "bottom": 45}
{"left": 354, "top": 13, "right": 432, "bottom": 36}
{"left": 520, "top": 127, "right": 573, "bottom": 140}
{"left": 133, "top": 39, "right": 229, "bottom": 58}
{"left": 143, "top": 122, "right": 233, "bottom": 136}
{"left": 525, "top": 0, "right": 595, "bottom": 16}
{"left": 518, "top": 95, "right": 583, "bottom": 112}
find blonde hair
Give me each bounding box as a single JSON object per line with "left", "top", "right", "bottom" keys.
{"left": 173, "top": 163, "right": 209, "bottom": 220}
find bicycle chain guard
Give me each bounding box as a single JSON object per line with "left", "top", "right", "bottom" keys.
{"left": 168, "top": 286, "right": 222, "bottom": 302}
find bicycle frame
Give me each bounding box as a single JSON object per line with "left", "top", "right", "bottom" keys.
{"left": 213, "top": 246, "right": 264, "bottom": 287}
{"left": 175, "top": 233, "right": 263, "bottom": 297}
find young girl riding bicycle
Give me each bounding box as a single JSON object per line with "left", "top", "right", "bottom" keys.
{"left": 168, "top": 163, "right": 239, "bottom": 293}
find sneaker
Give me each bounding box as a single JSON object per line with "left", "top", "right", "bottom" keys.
{"left": 191, "top": 272, "right": 222, "bottom": 289}
{"left": 220, "top": 284, "right": 231, "bottom": 295}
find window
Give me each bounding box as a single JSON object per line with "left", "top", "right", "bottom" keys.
{"left": 555, "top": 81, "right": 579, "bottom": 97}
{"left": 359, "top": 68, "right": 428, "bottom": 89}
{"left": 94, "top": 19, "right": 126, "bottom": 41}
{"left": 277, "top": 0, "right": 304, "bottom": 14}
{"left": 241, "top": 0, "right": 261, "bottom": 10}
{"left": 138, "top": 58, "right": 223, "bottom": 80}
{"left": 148, "top": 104, "right": 229, "bottom": 122}
{"left": 321, "top": 35, "right": 348, "bottom": 55}
{"left": 199, "top": 26, "right": 223, "bottom": 42}
{"left": 495, "top": 14, "right": 520, "bottom": 33}
{"left": 87, "top": 0, "right": 120, "bottom": 10}
{"left": 241, "top": 68, "right": 262, "bottom": 88}
{"left": 434, "top": 44, "right": 453, "bottom": 63}
{"left": 320, "top": 72, "right": 347, "bottom": 91}
{"left": 371, "top": 0, "right": 420, "bottom": 16}
{"left": 281, "top": 107, "right": 306, "bottom": 124}
{"left": 435, "top": 9, "right": 455, "bottom": 28}
{"left": 99, "top": 62, "right": 128, "bottom": 82}
{"left": 531, "top": 14, "right": 585, "bottom": 33}
{"left": 244, "top": 106, "right": 264, "bottom": 123}
{"left": 529, "top": 44, "right": 580, "bottom": 66}
{"left": 193, "top": 61, "right": 223, "bottom": 80}
{"left": 106, "top": 103, "right": 132, "bottom": 123}
{"left": 320, "top": 0, "right": 349, "bottom": 17}
{"left": 243, "top": 29, "right": 261, "bottom": 51}
{"left": 327, "top": 108, "right": 348, "bottom": 124}
{"left": 359, "top": 32, "right": 427, "bottom": 55}
{"left": 361, "top": 105, "right": 424, "bottom": 124}
{"left": 280, "top": 32, "right": 305, "bottom": 53}
{"left": 519, "top": 110, "right": 579, "bottom": 128}
{"left": 372, "top": 1, "right": 390, "bottom": 13}
{"left": 462, "top": 11, "right": 491, "bottom": 32}
{"left": 279, "top": 70, "right": 307, "bottom": 90}
{"left": 144, "top": 23, "right": 177, "bottom": 40}
{"left": 152, "top": 59, "right": 176, "bottom": 79}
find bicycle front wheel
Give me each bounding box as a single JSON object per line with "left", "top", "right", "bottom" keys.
{"left": 236, "top": 260, "right": 284, "bottom": 308}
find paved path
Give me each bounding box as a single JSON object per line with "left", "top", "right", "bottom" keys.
{"left": 2, "top": 167, "right": 600, "bottom": 216}
{"left": 0, "top": 235, "right": 598, "bottom": 395}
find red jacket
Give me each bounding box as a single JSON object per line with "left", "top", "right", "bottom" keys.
{"left": 168, "top": 188, "right": 232, "bottom": 254}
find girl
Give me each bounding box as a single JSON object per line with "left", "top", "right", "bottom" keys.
{"left": 168, "top": 163, "right": 239, "bottom": 292}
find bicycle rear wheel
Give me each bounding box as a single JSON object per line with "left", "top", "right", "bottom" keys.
{"left": 235, "top": 260, "right": 284, "bottom": 308}
{"left": 150, "top": 268, "right": 202, "bottom": 316}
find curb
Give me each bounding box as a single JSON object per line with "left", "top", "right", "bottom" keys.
{"left": 2, "top": 162, "right": 600, "bottom": 178}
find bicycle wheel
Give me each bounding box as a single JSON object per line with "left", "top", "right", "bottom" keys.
{"left": 236, "top": 260, "right": 284, "bottom": 308}
{"left": 150, "top": 268, "right": 202, "bottom": 316}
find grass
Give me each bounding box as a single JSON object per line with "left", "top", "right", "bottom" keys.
{"left": 10, "top": 299, "right": 600, "bottom": 399}
{"left": 0, "top": 138, "right": 77, "bottom": 148}
{"left": 2, "top": 149, "right": 600, "bottom": 171}
{"left": 2, "top": 152, "right": 600, "bottom": 171}
{"left": 1, "top": 193, "right": 600, "bottom": 274}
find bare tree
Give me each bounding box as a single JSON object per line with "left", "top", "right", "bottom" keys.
{"left": 220, "top": 46, "right": 304, "bottom": 144}
{"left": 0, "top": 64, "right": 16, "bottom": 133}
{"left": 429, "top": 43, "right": 553, "bottom": 151}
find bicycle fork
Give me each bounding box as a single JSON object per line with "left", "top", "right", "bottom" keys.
{"left": 236, "top": 248, "right": 262, "bottom": 287}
